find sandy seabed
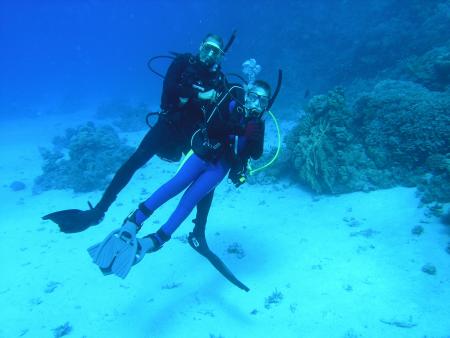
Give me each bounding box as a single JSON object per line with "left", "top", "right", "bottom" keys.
{"left": 1, "top": 115, "right": 449, "bottom": 338}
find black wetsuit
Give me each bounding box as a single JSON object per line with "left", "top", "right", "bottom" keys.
{"left": 95, "top": 53, "right": 226, "bottom": 228}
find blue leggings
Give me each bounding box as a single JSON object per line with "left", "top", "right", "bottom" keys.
{"left": 136, "top": 153, "right": 229, "bottom": 237}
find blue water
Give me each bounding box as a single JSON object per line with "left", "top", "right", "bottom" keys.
{"left": 3, "top": 0, "right": 449, "bottom": 118}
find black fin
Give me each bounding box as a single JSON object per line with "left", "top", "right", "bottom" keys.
{"left": 42, "top": 209, "right": 93, "bottom": 233}
{"left": 188, "top": 232, "right": 250, "bottom": 292}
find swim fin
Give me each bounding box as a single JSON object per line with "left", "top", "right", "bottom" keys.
{"left": 88, "top": 220, "right": 139, "bottom": 279}
{"left": 42, "top": 202, "right": 104, "bottom": 233}
{"left": 88, "top": 232, "right": 162, "bottom": 277}
{"left": 188, "top": 232, "right": 250, "bottom": 292}
{"left": 87, "top": 233, "right": 115, "bottom": 276}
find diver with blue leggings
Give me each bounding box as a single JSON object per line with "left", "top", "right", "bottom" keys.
{"left": 88, "top": 80, "right": 276, "bottom": 291}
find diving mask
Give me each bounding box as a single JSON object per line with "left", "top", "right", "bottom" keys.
{"left": 199, "top": 41, "right": 224, "bottom": 65}
{"left": 245, "top": 91, "right": 270, "bottom": 112}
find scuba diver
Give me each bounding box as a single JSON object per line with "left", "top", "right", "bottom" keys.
{"left": 88, "top": 79, "right": 277, "bottom": 292}
{"left": 43, "top": 33, "right": 231, "bottom": 233}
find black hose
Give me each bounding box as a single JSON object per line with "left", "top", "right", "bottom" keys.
{"left": 147, "top": 55, "right": 175, "bottom": 79}
{"left": 145, "top": 112, "right": 160, "bottom": 128}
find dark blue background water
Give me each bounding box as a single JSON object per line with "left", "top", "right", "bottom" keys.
{"left": 1, "top": 0, "right": 449, "bottom": 117}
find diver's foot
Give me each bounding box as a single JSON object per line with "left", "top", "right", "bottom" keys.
{"left": 134, "top": 230, "right": 170, "bottom": 265}
{"left": 134, "top": 235, "right": 159, "bottom": 264}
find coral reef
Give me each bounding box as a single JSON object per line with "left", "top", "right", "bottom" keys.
{"left": 421, "top": 263, "right": 437, "bottom": 275}
{"left": 411, "top": 225, "right": 424, "bottom": 236}
{"left": 282, "top": 81, "right": 450, "bottom": 201}
{"left": 264, "top": 289, "right": 283, "bottom": 309}
{"left": 417, "top": 154, "right": 450, "bottom": 204}
{"left": 34, "top": 122, "right": 133, "bottom": 193}
{"left": 403, "top": 41, "right": 450, "bottom": 91}
{"left": 285, "top": 87, "right": 377, "bottom": 193}
{"left": 226, "top": 242, "right": 246, "bottom": 259}
{"left": 52, "top": 322, "right": 72, "bottom": 338}
{"left": 355, "top": 81, "right": 449, "bottom": 170}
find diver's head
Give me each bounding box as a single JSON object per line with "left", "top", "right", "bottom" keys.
{"left": 198, "top": 33, "right": 224, "bottom": 67}
{"left": 244, "top": 80, "right": 271, "bottom": 117}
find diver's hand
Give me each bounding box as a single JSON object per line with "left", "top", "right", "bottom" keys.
{"left": 228, "top": 169, "right": 247, "bottom": 188}
{"left": 198, "top": 89, "right": 217, "bottom": 102}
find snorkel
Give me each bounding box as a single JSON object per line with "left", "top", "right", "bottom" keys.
{"left": 240, "top": 59, "right": 283, "bottom": 175}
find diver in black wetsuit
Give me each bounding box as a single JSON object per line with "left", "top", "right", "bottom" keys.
{"left": 43, "top": 33, "right": 229, "bottom": 233}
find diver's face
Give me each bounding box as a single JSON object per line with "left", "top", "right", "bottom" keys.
{"left": 245, "top": 86, "right": 270, "bottom": 116}
{"left": 199, "top": 39, "right": 223, "bottom": 66}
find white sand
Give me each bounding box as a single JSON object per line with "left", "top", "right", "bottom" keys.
{"left": 0, "top": 115, "right": 449, "bottom": 338}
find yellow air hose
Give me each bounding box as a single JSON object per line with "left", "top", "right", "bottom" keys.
{"left": 248, "top": 110, "right": 281, "bottom": 175}
{"left": 177, "top": 110, "right": 281, "bottom": 176}
{"left": 176, "top": 149, "right": 194, "bottom": 173}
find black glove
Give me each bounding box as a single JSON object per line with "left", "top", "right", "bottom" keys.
{"left": 228, "top": 167, "right": 247, "bottom": 188}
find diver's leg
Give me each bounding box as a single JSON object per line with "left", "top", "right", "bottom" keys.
{"left": 134, "top": 160, "right": 228, "bottom": 262}
{"left": 158, "top": 160, "right": 228, "bottom": 238}
{"left": 193, "top": 189, "right": 215, "bottom": 236}
{"left": 132, "top": 154, "right": 207, "bottom": 225}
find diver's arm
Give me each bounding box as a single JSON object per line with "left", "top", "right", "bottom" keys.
{"left": 161, "top": 54, "right": 197, "bottom": 109}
